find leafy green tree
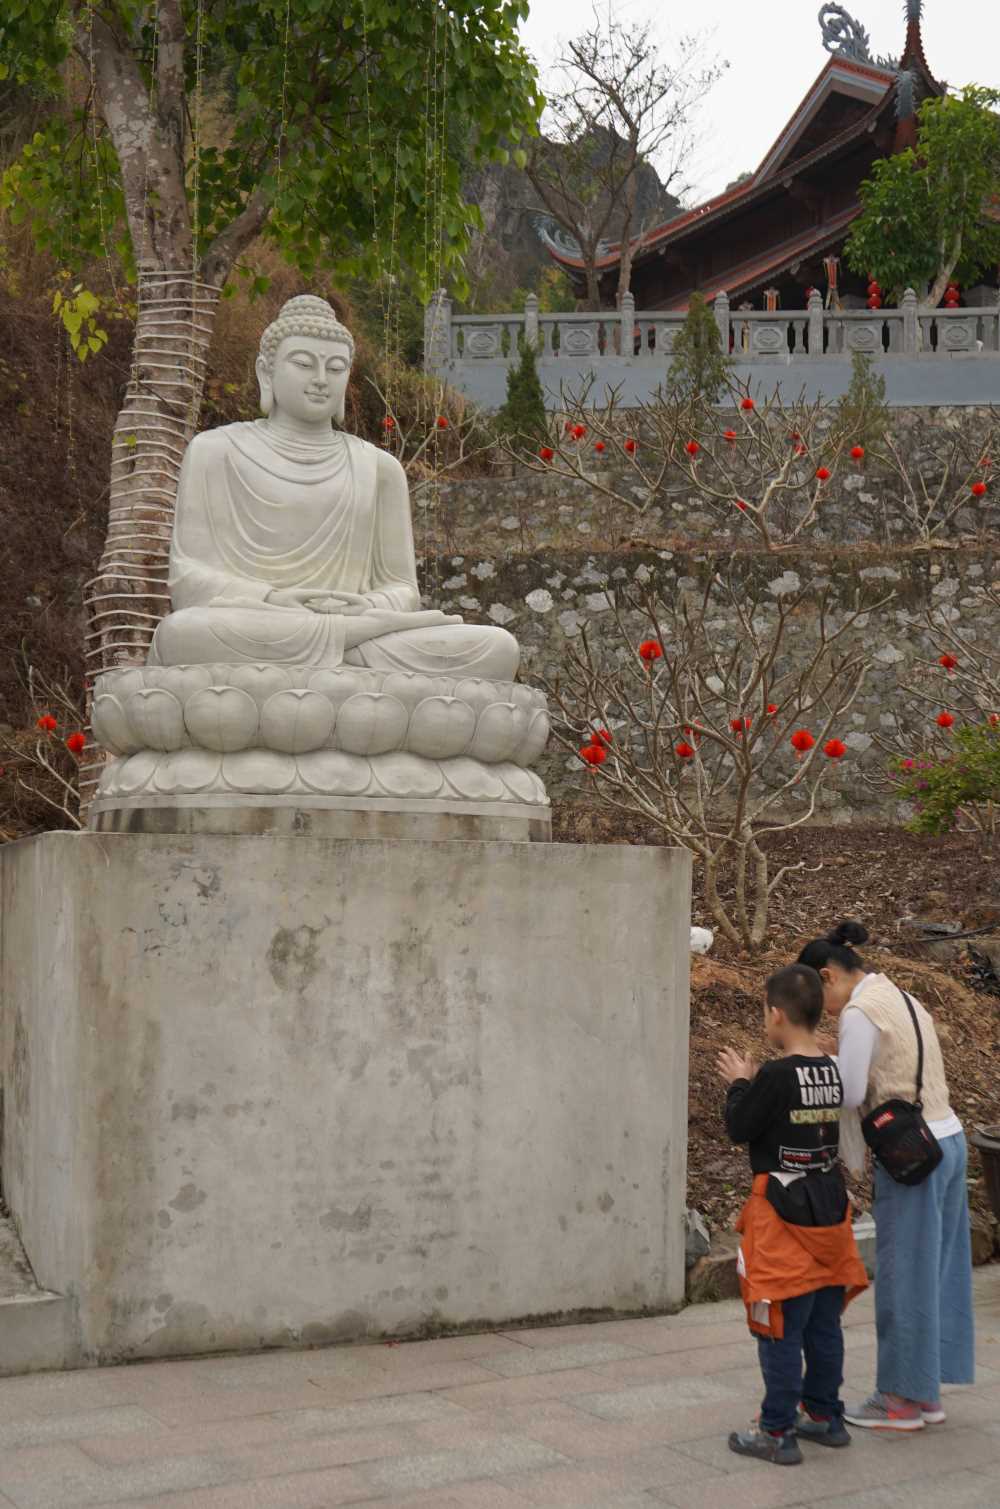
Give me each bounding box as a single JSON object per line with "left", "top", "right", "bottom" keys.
{"left": 833, "top": 352, "right": 890, "bottom": 455}
{"left": 667, "top": 292, "right": 729, "bottom": 403}
{"left": 894, "top": 723, "right": 1000, "bottom": 834}
{"left": 495, "top": 339, "right": 548, "bottom": 451}
{"left": 0, "top": 1, "right": 541, "bottom": 675}
{"left": 845, "top": 86, "right": 1000, "bottom": 306}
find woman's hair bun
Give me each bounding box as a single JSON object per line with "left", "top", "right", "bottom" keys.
{"left": 827, "top": 920, "right": 869, "bottom": 948}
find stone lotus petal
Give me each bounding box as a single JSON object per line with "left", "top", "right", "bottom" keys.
{"left": 91, "top": 694, "right": 142, "bottom": 756}
{"left": 114, "top": 750, "right": 161, "bottom": 796}
{"left": 127, "top": 689, "right": 187, "bottom": 751}
{"left": 381, "top": 672, "right": 454, "bottom": 709}
{"left": 439, "top": 757, "right": 506, "bottom": 802}
{"left": 452, "top": 678, "right": 505, "bottom": 720}
{"left": 296, "top": 750, "right": 372, "bottom": 796}
{"left": 184, "top": 686, "right": 260, "bottom": 752}
{"left": 500, "top": 764, "right": 543, "bottom": 804}
{"left": 335, "top": 693, "right": 408, "bottom": 756}
{"left": 368, "top": 752, "right": 445, "bottom": 799}
{"left": 407, "top": 696, "right": 476, "bottom": 759}
{"left": 514, "top": 709, "right": 551, "bottom": 767}
{"left": 103, "top": 668, "right": 146, "bottom": 701}
{"left": 306, "top": 668, "right": 372, "bottom": 711}
{"left": 153, "top": 750, "right": 222, "bottom": 795}
{"left": 226, "top": 665, "right": 294, "bottom": 702}
{"left": 466, "top": 702, "right": 524, "bottom": 763}
{"left": 221, "top": 750, "right": 297, "bottom": 794}
{"left": 142, "top": 664, "right": 216, "bottom": 699}
{"left": 260, "top": 690, "right": 336, "bottom": 754}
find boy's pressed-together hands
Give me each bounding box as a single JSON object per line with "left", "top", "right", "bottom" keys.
{"left": 716, "top": 1048, "right": 758, "bottom": 1085}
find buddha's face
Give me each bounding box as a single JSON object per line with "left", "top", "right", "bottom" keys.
{"left": 258, "top": 335, "right": 352, "bottom": 425}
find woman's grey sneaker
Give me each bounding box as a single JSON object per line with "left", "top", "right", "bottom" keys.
{"left": 919, "top": 1401, "right": 947, "bottom": 1424}
{"left": 795, "top": 1410, "right": 852, "bottom": 1447}
{"left": 728, "top": 1425, "right": 803, "bottom": 1465}
{"left": 843, "top": 1392, "right": 924, "bottom": 1431}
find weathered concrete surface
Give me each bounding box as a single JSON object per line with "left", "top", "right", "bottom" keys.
{"left": 0, "top": 1216, "right": 75, "bottom": 1376}
{"left": 0, "top": 832, "right": 691, "bottom": 1367}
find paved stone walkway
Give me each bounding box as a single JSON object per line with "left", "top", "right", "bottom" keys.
{"left": 0, "top": 1268, "right": 996, "bottom": 1509}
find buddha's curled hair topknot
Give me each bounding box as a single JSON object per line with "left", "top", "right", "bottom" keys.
{"left": 259, "top": 295, "right": 355, "bottom": 370}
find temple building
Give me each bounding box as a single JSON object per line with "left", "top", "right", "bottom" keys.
{"left": 543, "top": 3, "right": 990, "bottom": 311}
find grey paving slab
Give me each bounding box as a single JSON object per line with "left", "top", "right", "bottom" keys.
{"left": 0, "top": 1267, "right": 991, "bottom": 1509}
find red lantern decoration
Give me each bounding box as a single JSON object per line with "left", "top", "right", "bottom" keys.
{"left": 579, "top": 744, "right": 607, "bottom": 766}
{"left": 824, "top": 738, "right": 847, "bottom": 761}
{"left": 723, "top": 429, "right": 737, "bottom": 443}
{"left": 675, "top": 742, "right": 696, "bottom": 760}
{"left": 638, "top": 640, "right": 663, "bottom": 663}
{"left": 730, "top": 716, "right": 752, "bottom": 736}
{"left": 767, "top": 704, "right": 779, "bottom": 716}
{"left": 539, "top": 447, "right": 554, "bottom": 463}
{"left": 435, "top": 415, "right": 449, "bottom": 430}
{"left": 740, "top": 397, "right": 755, "bottom": 412}
{"left": 685, "top": 439, "right": 700, "bottom": 457}
{"left": 624, "top": 437, "right": 637, "bottom": 455}
{"left": 36, "top": 714, "right": 57, "bottom": 733}
{"left": 591, "top": 727, "right": 613, "bottom": 747}
{"left": 936, "top": 711, "right": 955, "bottom": 730}
{"left": 734, "top": 499, "right": 747, "bottom": 512}
{"left": 972, "top": 481, "right": 988, "bottom": 497}
{"left": 594, "top": 441, "right": 606, "bottom": 454}
{"left": 382, "top": 415, "right": 395, "bottom": 431}
{"left": 790, "top": 728, "right": 815, "bottom": 756}
{"left": 851, "top": 446, "right": 865, "bottom": 461}
{"left": 66, "top": 732, "right": 87, "bottom": 755}
{"left": 815, "top": 466, "right": 831, "bottom": 482}
{"left": 939, "top": 654, "right": 958, "bottom": 673}
{"left": 572, "top": 423, "right": 586, "bottom": 440}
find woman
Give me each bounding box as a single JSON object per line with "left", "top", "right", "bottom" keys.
{"left": 797, "top": 921, "right": 975, "bottom": 1430}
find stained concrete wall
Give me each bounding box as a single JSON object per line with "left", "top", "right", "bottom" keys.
{"left": 0, "top": 831, "right": 691, "bottom": 1366}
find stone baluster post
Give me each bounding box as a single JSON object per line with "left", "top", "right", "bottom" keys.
{"left": 902, "top": 288, "right": 919, "bottom": 354}
{"left": 714, "top": 291, "right": 730, "bottom": 354}
{"left": 423, "top": 288, "right": 452, "bottom": 374}
{"left": 807, "top": 288, "right": 824, "bottom": 356}
{"left": 524, "top": 292, "right": 540, "bottom": 353}
{"left": 620, "top": 291, "right": 636, "bottom": 359}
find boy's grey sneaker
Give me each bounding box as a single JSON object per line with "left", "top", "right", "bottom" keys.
{"left": 728, "top": 1424, "right": 803, "bottom": 1465}
{"left": 844, "top": 1391, "right": 924, "bottom": 1431}
{"left": 795, "top": 1409, "right": 851, "bottom": 1447}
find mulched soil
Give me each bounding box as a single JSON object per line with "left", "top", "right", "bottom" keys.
{"left": 553, "top": 804, "right": 1000, "bottom": 1236}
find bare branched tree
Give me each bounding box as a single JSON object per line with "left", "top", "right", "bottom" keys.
{"left": 542, "top": 575, "right": 888, "bottom": 949}
{"left": 527, "top": 16, "right": 725, "bottom": 308}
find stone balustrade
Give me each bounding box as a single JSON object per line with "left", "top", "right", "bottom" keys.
{"left": 424, "top": 289, "right": 1000, "bottom": 411}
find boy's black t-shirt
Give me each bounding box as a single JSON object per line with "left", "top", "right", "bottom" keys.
{"left": 724, "top": 1054, "right": 843, "bottom": 1175}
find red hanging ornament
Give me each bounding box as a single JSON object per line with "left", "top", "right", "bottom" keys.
{"left": 851, "top": 445, "right": 865, "bottom": 461}
{"left": 815, "top": 466, "right": 831, "bottom": 482}
{"left": 624, "top": 437, "right": 637, "bottom": 455}
{"left": 638, "top": 640, "right": 663, "bottom": 663}
{"left": 824, "top": 738, "right": 847, "bottom": 761}
{"left": 591, "top": 727, "right": 613, "bottom": 747}
{"left": 36, "top": 714, "right": 57, "bottom": 733}
{"left": 938, "top": 654, "right": 958, "bottom": 673}
{"left": 730, "top": 716, "right": 752, "bottom": 736}
{"left": 740, "top": 397, "right": 755, "bottom": 412}
{"left": 572, "top": 424, "right": 587, "bottom": 440}
{"left": 790, "top": 728, "right": 815, "bottom": 756}
{"left": 66, "top": 732, "right": 86, "bottom": 755}
{"left": 685, "top": 439, "right": 700, "bottom": 457}
{"left": 734, "top": 499, "right": 747, "bottom": 512}
{"left": 579, "top": 743, "right": 607, "bottom": 767}
{"left": 594, "top": 440, "right": 606, "bottom": 454}
{"left": 675, "top": 742, "right": 696, "bottom": 760}
{"left": 723, "top": 429, "right": 737, "bottom": 443}
{"left": 382, "top": 415, "right": 395, "bottom": 431}
{"left": 435, "top": 415, "right": 449, "bottom": 430}
{"left": 767, "top": 704, "right": 779, "bottom": 716}
{"left": 539, "top": 446, "right": 554, "bottom": 463}
{"left": 936, "top": 711, "right": 955, "bottom": 729}
{"left": 972, "top": 481, "right": 988, "bottom": 497}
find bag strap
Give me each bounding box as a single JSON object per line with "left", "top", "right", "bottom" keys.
{"left": 900, "top": 990, "right": 925, "bottom": 1109}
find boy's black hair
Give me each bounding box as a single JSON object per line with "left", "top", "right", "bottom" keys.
{"left": 798, "top": 920, "right": 869, "bottom": 975}
{"left": 765, "top": 963, "right": 824, "bottom": 1029}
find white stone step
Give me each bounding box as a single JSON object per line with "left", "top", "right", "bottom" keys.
{"left": 0, "top": 1211, "right": 74, "bottom": 1375}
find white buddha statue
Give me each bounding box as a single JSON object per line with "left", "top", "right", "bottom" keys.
{"left": 149, "top": 294, "right": 518, "bottom": 681}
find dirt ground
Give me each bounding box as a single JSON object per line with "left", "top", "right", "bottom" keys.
{"left": 553, "top": 806, "right": 1000, "bottom": 1234}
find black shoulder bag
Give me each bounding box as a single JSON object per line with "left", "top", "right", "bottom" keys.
{"left": 860, "top": 990, "right": 944, "bottom": 1187}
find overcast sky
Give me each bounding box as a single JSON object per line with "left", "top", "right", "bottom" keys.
{"left": 519, "top": 0, "right": 1000, "bottom": 204}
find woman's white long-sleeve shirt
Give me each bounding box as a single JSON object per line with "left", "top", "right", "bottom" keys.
{"left": 837, "top": 974, "right": 962, "bottom": 1138}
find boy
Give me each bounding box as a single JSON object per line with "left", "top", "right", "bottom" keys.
{"left": 716, "top": 963, "right": 868, "bottom": 1466}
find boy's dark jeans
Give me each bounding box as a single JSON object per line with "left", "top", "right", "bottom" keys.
{"left": 757, "top": 1285, "right": 846, "bottom": 1433}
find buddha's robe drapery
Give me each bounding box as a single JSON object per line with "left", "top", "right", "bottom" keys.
{"left": 149, "top": 423, "right": 518, "bottom": 680}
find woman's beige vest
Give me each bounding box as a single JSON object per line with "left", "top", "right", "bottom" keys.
{"left": 851, "top": 974, "right": 952, "bottom": 1120}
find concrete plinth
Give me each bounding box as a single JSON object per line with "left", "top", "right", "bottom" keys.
{"left": 0, "top": 832, "right": 691, "bottom": 1368}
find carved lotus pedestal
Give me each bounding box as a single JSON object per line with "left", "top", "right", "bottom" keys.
{"left": 89, "top": 664, "right": 552, "bottom": 840}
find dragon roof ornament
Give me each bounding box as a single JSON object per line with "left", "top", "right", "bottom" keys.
{"left": 818, "top": 4, "right": 899, "bottom": 71}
